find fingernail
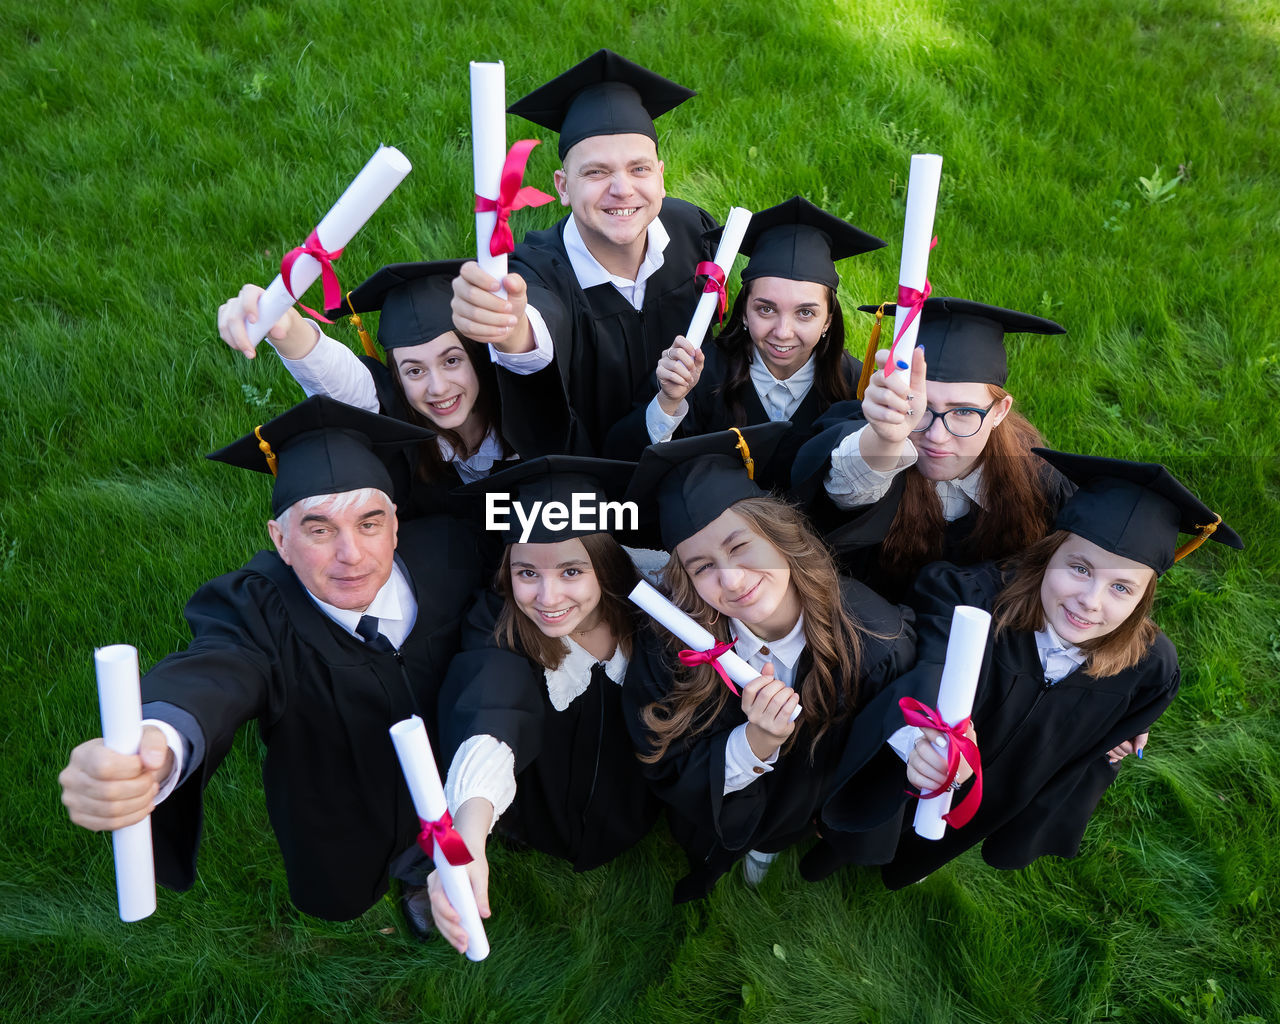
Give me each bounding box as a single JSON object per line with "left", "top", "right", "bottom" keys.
{"left": 918, "top": 344, "right": 925, "bottom": 354}
{"left": 932, "top": 736, "right": 947, "bottom": 750}
{"left": 896, "top": 360, "right": 910, "bottom": 371}
{"left": 1136, "top": 748, "right": 1143, "bottom": 759}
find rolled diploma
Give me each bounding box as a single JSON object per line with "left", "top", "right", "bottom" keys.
{"left": 685, "top": 206, "right": 752, "bottom": 349}
{"left": 913, "top": 605, "right": 991, "bottom": 840}
{"left": 243, "top": 145, "right": 413, "bottom": 348}
{"left": 629, "top": 580, "right": 801, "bottom": 720}
{"left": 471, "top": 61, "right": 509, "bottom": 293}
{"left": 884, "top": 153, "right": 943, "bottom": 379}
{"left": 95, "top": 644, "right": 156, "bottom": 922}
{"left": 388, "top": 716, "right": 490, "bottom": 961}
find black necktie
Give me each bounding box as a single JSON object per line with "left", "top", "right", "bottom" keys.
{"left": 356, "top": 614, "right": 396, "bottom": 653}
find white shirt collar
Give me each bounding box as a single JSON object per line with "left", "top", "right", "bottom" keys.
{"left": 306, "top": 560, "right": 417, "bottom": 648}
{"left": 1033, "top": 621, "right": 1087, "bottom": 682}
{"left": 436, "top": 427, "right": 509, "bottom": 484}
{"left": 543, "top": 635, "right": 629, "bottom": 712}
{"left": 730, "top": 613, "right": 808, "bottom": 685}
{"left": 562, "top": 214, "right": 670, "bottom": 309}
{"left": 748, "top": 353, "right": 817, "bottom": 421}
{"left": 931, "top": 463, "right": 986, "bottom": 521}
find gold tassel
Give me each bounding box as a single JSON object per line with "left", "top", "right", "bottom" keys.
{"left": 350, "top": 309, "right": 380, "bottom": 363}
{"left": 254, "top": 425, "right": 278, "bottom": 477}
{"left": 856, "top": 303, "right": 886, "bottom": 400}
{"left": 729, "top": 427, "right": 754, "bottom": 480}
{"left": 1173, "top": 513, "right": 1222, "bottom": 563}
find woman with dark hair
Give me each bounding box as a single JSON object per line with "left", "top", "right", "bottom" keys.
{"left": 422, "top": 457, "right": 662, "bottom": 955}
{"left": 621, "top": 426, "right": 917, "bottom": 901}
{"left": 217, "top": 261, "right": 567, "bottom": 519}
{"left": 604, "top": 197, "right": 884, "bottom": 489}
{"left": 807, "top": 450, "right": 1243, "bottom": 887}
{"left": 792, "top": 297, "right": 1073, "bottom": 601}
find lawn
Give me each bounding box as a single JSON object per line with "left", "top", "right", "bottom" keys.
{"left": 1, "top": 0, "right": 1278, "bottom": 1021}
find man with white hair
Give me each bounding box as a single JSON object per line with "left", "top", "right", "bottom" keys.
{"left": 58, "top": 397, "right": 483, "bottom": 927}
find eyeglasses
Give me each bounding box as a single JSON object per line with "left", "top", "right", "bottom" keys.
{"left": 910, "top": 400, "right": 999, "bottom": 438}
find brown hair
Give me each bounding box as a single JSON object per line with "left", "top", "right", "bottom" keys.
{"left": 639, "top": 496, "right": 865, "bottom": 763}
{"left": 992, "top": 530, "right": 1159, "bottom": 677}
{"left": 494, "top": 532, "right": 640, "bottom": 671}
{"left": 388, "top": 334, "right": 512, "bottom": 482}
{"left": 712, "top": 282, "right": 852, "bottom": 427}
{"left": 879, "top": 388, "right": 1056, "bottom": 586}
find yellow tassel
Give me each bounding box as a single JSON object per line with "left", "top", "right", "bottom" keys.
{"left": 1173, "top": 514, "right": 1222, "bottom": 563}
{"left": 856, "top": 303, "right": 886, "bottom": 400}
{"left": 730, "top": 427, "right": 754, "bottom": 481}
{"left": 349, "top": 306, "right": 380, "bottom": 363}
{"left": 254, "top": 425, "right": 278, "bottom": 477}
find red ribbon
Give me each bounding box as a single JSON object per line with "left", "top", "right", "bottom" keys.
{"left": 695, "top": 261, "right": 728, "bottom": 324}
{"left": 898, "top": 696, "right": 983, "bottom": 828}
{"left": 679, "top": 636, "right": 740, "bottom": 696}
{"left": 416, "top": 810, "right": 474, "bottom": 866}
{"left": 279, "top": 229, "right": 344, "bottom": 324}
{"left": 474, "top": 139, "right": 555, "bottom": 257}
{"left": 887, "top": 235, "right": 939, "bottom": 372}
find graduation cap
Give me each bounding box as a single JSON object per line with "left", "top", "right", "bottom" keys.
{"left": 207, "top": 395, "right": 434, "bottom": 517}
{"left": 721, "top": 196, "right": 886, "bottom": 290}
{"left": 625, "top": 423, "right": 790, "bottom": 550}
{"left": 508, "top": 49, "right": 696, "bottom": 159}
{"left": 857, "top": 297, "right": 1066, "bottom": 386}
{"left": 1034, "top": 449, "right": 1244, "bottom": 575}
{"left": 324, "top": 259, "right": 465, "bottom": 356}
{"left": 457, "top": 454, "right": 637, "bottom": 544}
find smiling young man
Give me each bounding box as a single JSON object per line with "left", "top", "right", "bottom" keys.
{"left": 57, "top": 397, "right": 482, "bottom": 927}
{"left": 450, "top": 50, "right": 719, "bottom": 454}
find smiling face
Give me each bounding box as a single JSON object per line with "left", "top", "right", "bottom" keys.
{"left": 553, "top": 133, "right": 665, "bottom": 274}
{"left": 509, "top": 537, "right": 605, "bottom": 639}
{"left": 911, "top": 380, "right": 1013, "bottom": 482}
{"left": 268, "top": 489, "right": 399, "bottom": 612}
{"left": 389, "top": 332, "right": 483, "bottom": 438}
{"left": 744, "top": 277, "right": 833, "bottom": 381}
{"left": 1039, "top": 533, "right": 1154, "bottom": 644}
{"left": 674, "top": 507, "right": 801, "bottom": 641}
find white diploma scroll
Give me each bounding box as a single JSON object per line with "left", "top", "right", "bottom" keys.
{"left": 685, "top": 206, "right": 752, "bottom": 350}
{"left": 628, "top": 580, "right": 801, "bottom": 720}
{"left": 471, "top": 61, "right": 509, "bottom": 291}
{"left": 884, "top": 153, "right": 943, "bottom": 379}
{"left": 913, "top": 605, "right": 991, "bottom": 840}
{"left": 243, "top": 145, "right": 413, "bottom": 348}
{"left": 94, "top": 644, "right": 156, "bottom": 922}
{"left": 388, "top": 716, "right": 490, "bottom": 961}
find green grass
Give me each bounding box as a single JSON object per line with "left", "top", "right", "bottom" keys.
{"left": 2, "top": 0, "right": 1279, "bottom": 1020}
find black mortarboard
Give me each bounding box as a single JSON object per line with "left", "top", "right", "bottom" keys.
{"left": 723, "top": 196, "right": 885, "bottom": 290}
{"left": 857, "top": 297, "right": 1065, "bottom": 386}
{"left": 458, "top": 454, "right": 636, "bottom": 544}
{"left": 508, "top": 49, "right": 696, "bottom": 159}
{"left": 207, "top": 395, "right": 434, "bottom": 517}
{"left": 324, "top": 259, "right": 464, "bottom": 352}
{"left": 626, "top": 424, "right": 790, "bottom": 550}
{"left": 1034, "top": 449, "right": 1243, "bottom": 575}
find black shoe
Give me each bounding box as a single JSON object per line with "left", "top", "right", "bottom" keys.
{"left": 399, "top": 882, "right": 435, "bottom": 943}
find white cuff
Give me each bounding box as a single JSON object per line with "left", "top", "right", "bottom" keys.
{"left": 142, "top": 718, "right": 186, "bottom": 805}
{"left": 444, "top": 735, "right": 518, "bottom": 830}
{"left": 275, "top": 327, "right": 380, "bottom": 412}
{"left": 644, "top": 395, "right": 688, "bottom": 444}
{"left": 490, "top": 305, "right": 553, "bottom": 374}
{"left": 824, "top": 426, "right": 918, "bottom": 509}
{"left": 887, "top": 725, "right": 922, "bottom": 765}
{"left": 723, "top": 723, "right": 780, "bottom": 794}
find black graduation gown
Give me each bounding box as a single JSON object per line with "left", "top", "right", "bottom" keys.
{"left": 141, "top": 516, "right": 483, "bottom": 921}
{"left": 820, "top": 560, "right": 1179, "bottom": 888}
{"left": 621, "top": 577, "right": 917, "bottom": 901}
{"left": 789, "top": 401, "right": 1074, "bottom": 602}
{"left": 603, "top": 344, "right": 860, "bottom": 492}
{"left": 438, "top": 591, "right": 660, "bottom": 870}
{"left": 501, "top": 199, "right": 719, "bottom": 454}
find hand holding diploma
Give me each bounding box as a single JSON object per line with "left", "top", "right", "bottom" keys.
{"left": 427, "top": 797, "right": 493, "bottom": 955}
{"left": 907, "top": 722, "right": 978, "bottom": 793}
{"left": 857, "top": 347, "right": 929, "bottom": 470}
{"left": 217, "top": 283, "right": 319, "bottom": 360}
{"left": 654, "top": 335, "right": 705, "bottom": 416}
{"left": 685, "top": 206, "right": 752, "bottom": 350}
{"left": 450, "top": 261, "right": 537, "bottom": 354}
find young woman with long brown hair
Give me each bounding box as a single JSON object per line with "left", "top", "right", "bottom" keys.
{"left": 620, "top": 426, "right": 917, "bottom": 901}
{"left": 792, "top": 298, "right": 1072, "bottom": 601}
{"left": 807, "top": 450, "right": 1242, "bottom": 887}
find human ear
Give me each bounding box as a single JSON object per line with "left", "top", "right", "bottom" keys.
{"left": 553, "top": 168, "right": 570, "bottom": 206}
{"left": 989, "top": 393, "right": 1015, "bottom": 428}
{"left": 267, "top": 519, "right": 291, "bottom": 564}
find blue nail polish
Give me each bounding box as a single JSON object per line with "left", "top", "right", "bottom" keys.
{"left": 1136, "top": 748, "right": 1143, "bottom": 759}
{"left": 896, "top": 360, "right": 909, "bottom": 371}
{"left": 918, "top": 344, "right": 925, "bottom": 354}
